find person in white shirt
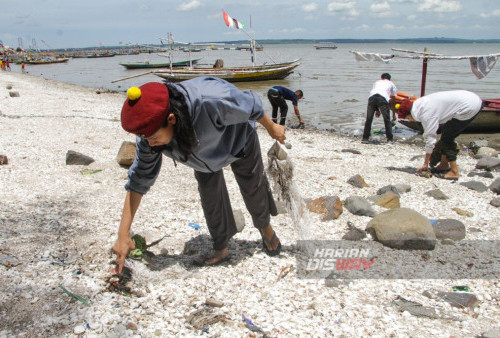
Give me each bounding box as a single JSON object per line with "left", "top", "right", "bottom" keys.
{"left": 362, "top": 73, "right": 398, "bottom": 143}
{"left": 397, "top": 90, "right": 483, "bottom": 180}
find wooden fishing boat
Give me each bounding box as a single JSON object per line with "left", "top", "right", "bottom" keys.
{"left": 25, "top": 57, "right": 69, "bottom": 65}
{"left": 119, "top": 58, "right": 201, "bottom": 69}
{"left": 396, "top": 93, "right": 500, "bottom": 133}
{"left": 151, "top": 59, "right": 301, "bottom": 83}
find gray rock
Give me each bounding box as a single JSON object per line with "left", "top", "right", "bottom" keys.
{"left": 459, "top": 181, "right": 489, "bottom": 193}
{"left": 377, "top": 185, "right": 400, "bottom": 197}
{"left": 467, "top": 171, "right": 494, "bottom": 178}
{"left": 490, "top": 197, "right": 500, "bottom": 208}
{"left": 490, "top": 178, "right": 500, "bottom": 194}
{"left": 65, "top": 150, "right": 95, "bottom": 165}
{"left": 394, "top": 184, "right": 412, "bottom": 193}
{"left": 347, "top": 174, "right": 369, "bottom": 188}
{"left": 476, "top": 156, "right": 500, "bottom": 171}
{"left": 342, "top": 228, "right": 366, "bottom": 241}
{"left": 233, "top": 209, "right": 245, "bottom": 232}
{"left": 477, "top": 147, "right": 498, "bottom": 157}
{"left": 8, "top": 91, "right": 20, "bottom": 97}
{"left": 392, "top": 296, "right": 439, "bottom": 319}
{"left": 345, "top": 196, "right": 376, "bottom": 217}
{"left": 425, "top": 189, "right": 449, "bottom": 200}
{"left": 366, "top": 208, "right": 436, "bottom": 250}
{"left": 437, "top": 292, "right": 479, "bottom": 309}
{"left": 432, "top": 219, "right": 466, "bottom": 240}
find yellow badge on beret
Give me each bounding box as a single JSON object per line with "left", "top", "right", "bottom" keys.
{"left": 127, "top": 87, "right": 142, "bottom": 101}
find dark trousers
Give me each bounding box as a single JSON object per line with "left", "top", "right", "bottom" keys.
{"left": 362, "top": 94, "right": 393, "bottom": 141}
{"left": 268, "top": 89, "right": 288, "bottom": 125}
{"left": 194, "top": 132, "right": 278, "bottom": 250}
{"left": 435, "top": 112, "right": 480, "bottom": 162}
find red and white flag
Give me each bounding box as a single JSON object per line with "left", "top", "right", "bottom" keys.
{"left": 223, "top": 10, "right": 245, "bottom": 29}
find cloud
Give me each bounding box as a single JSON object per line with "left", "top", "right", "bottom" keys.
{"left": 327, "top": 1, "right": 356, "bottom": 12}
{"left": 327, "top": 1, "right": 359, "bottom": 19}
{"left": 382, "top": 24, "right": 395, "bottom": 29}
{"left": 355, "top": 24, "right": 370, "bottom": 31}
{"left": 480, "top": 9, "right": 500, "bottom": 18}
{"left": 371, "top": 1, "right": 391, "bottom": 13}
{"left": 418, "top": 0, "right": 462, "bottom": 13}
{"left": 302, "top": 3, "right": 318, "bottom": 12}
{"left": 177, "top": 0, "right": 202, "bottom": 11}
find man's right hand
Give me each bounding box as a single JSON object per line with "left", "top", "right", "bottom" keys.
{"left": 112, "top": 236, "right": 135, "bottom": 274}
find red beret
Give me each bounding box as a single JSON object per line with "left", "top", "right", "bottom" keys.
{"left": 397, "top": 99, "right": 413, "bottom": 119}
{"left": 121, "top": 82, "right": 170, "bottom": 137}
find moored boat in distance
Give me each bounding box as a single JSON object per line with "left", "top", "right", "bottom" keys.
{"left": 119, "top": 58, "right": 201, "bottom": 69}
{"left": 24, "top": 57, "right": 70, "bottom": 65}
{"left": 314, "top": 43, "right": 337, "bottom": 50}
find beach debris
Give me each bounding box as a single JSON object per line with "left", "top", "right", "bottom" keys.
{"left": 106, "top": 266, "right": 135, "bottom": 295}
{"left": 460, "top": 180, "right": 489, "bottom": 192}
{"left": 489, "top": 178, "right": 500, "bottom": 194}
{"left": 306, "top": 196, "right": 343, "bottom": 221}
{"left": 186, "top": 308, "right": 226, "bottom": 330}
{"left": 417, "top": 170, "right": 433, "bottom": 178}
{"left": 452, "top": 285, "right": 470, "bottom": 292}
{"left": 347, "top": 174, "right": 369, "bottom": 188}
{"left": 452, "top": 207, "right": 473, "bottom": 217}
{"left": 74, "top": 325, "right": 86, "bottom": 335}
{"left": 241, "top": 314, "right": 265, "bottom": 333}
{"left": 80, "top": 168, "right": 102, "bottom": 175}
{"left": 0, "top": 154, "right": 8, "bottom": 165}
{"left": 188, "top": 222, "right": 201, "bottom": 230}
{"left": 116, "top": 141, "right": 136, "bottom": 167}
{"left": 276, "top": 264, "right": 294, "bottom": 281}
{"left": 392, "top": 296, "right": 440, "bottom": 319}
{"left": 366, "top": 208, "right": 436, "bottom": 250}
{"left": 58, "top": 283, "right": 89, "bottom": 306}
{"left": 431, "top": 219, "right": 466, "bottom": 240}
{"left": 65, "top": 150, "right": 95, "bottom": 165}
{"left": 205, "top": 298, "right": 224, "bottom": 308}
{"left": 344, "top": 196, "right": 376, "bottom": 217}
{"left": 425, "top": 189, "right": 449, "bottom": 200}
{"left": 437, "top": 291, "right": 480, "bottom": 309}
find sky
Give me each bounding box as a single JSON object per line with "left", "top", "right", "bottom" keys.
{"left": 1, "top": 0, "right": 499, "bottom": 49}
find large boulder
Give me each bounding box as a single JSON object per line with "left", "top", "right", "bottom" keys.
{"left": 366, "top": 208, "right": 436, "bottom": 250}
{"left": 345, "top": 196, "right": 376, "bottom": 217}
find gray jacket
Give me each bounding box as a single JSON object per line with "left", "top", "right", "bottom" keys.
{"left": 125, "top": 77, "right": 264, "bottom": 194}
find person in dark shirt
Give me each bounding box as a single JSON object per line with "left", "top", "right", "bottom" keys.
{"left": 267, "top": 86, "right": 304, "bottom": 127}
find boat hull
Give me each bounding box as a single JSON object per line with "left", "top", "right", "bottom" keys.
{"left": 120, "top": 59, "right": 201, "bottom": 69}
{"left": 399, "top": 108, "right": 500, "bottom": 133}
{"left": 152, "top": 60, "right": 300, "bottom": 83}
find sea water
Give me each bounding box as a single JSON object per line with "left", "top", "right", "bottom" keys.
{"left": 11, "top": 42, "right": 500, "bottom": 134}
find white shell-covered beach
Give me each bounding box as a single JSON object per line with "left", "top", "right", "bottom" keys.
{"left": 1, "top": 72, "right": 499, "bottom": 337}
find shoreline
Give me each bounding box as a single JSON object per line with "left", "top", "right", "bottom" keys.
{"left": 1, "top": 71, "right": 499, "bottom": 336}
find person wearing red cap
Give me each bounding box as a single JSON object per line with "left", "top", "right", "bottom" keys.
{"left": 361, "top": 73, "right": 397, "bottom": 144}
{"left": 397, "top": 90, "right": 483, "bottom": 180}
{"left": 113, "top": 77, "right": 286, "bottom": 272}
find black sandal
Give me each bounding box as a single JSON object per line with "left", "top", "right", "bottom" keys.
{"left": 259, "top": 229, "right": 282, "bottom": 257}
